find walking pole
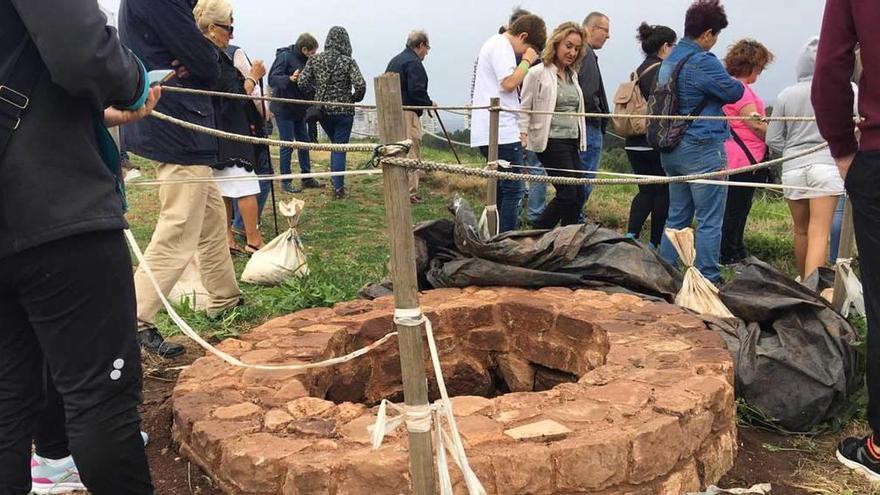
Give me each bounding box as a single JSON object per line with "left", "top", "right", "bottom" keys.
{"left": 258, "top": 78, "right": 280, "bottom": 238}
{"left": 431, "top": 109, "right": 462, "bottom": 165}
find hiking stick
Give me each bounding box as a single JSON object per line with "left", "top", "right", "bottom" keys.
{"left": 431, "top": 109, "right": 462, "bottom": 165}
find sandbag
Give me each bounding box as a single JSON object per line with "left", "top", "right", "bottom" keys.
{"left": 716, "top": 258, "right": 860, "bottom": 432}
{"left": 169, "top": 257, "right": 210, "bottom": 311}
{"left": 241, "top": 198, "right": 308, "bottom": 285}
{"left": 664, "top": 227, "right": 734, "bottom": 318}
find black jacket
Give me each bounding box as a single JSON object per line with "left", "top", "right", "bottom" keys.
{"left": 578, "top": 45, "right": 610, "bottom": 133}
{"left": 385, "top": 48, "right": 432, "bottom": 116}
{"left": 0, "top": 0, "right": 144, "bottom": 258}
{"left": 268, "top": 46, "right": 310, "bottom": 120}
{"left": 214, "top": 47, "right": 269, "bottom": 171}
{"left": 118, "top": 0, "right": 220, "bottom": 166}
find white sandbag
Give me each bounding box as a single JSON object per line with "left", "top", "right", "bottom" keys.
{"left": 665, "top": 227, "right": 735, "bottom": 318}
{"left": 836, "top": 260, "right": 866, "bottom": 318}
{"left": 241, "top": 198, "right": 309, "bottom": 285}
{"left": 169, "top": 257, "right": 210, "bottom": 311}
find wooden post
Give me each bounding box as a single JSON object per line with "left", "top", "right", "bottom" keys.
{"left": 486, "top": 97, "right": 501, "bottom": 235}
{"left": 833, "top": 197, "right": 856, "bottom": 312}
{"left": 374, "top": 73, "right": 436, "bottom": 495}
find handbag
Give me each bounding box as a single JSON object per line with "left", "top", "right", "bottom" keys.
{"left": 304, "top": 104, "right": 325, "bottom": 124}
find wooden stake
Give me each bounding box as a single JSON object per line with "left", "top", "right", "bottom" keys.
{"left": 833, "top": 197, "right": 856, "bottom": 312}
{"left": 486, "top": 97, "right": 500, "bottom": 236}
{"left": 374, "top": 73, "right": 436, "bottom": 495}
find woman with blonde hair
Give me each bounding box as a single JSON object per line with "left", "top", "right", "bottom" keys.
{"left": 194, "top": 0, "right": 267, "bottom": 255}
{"left": 518, "top": 22, "right": 588, "bottom": 228}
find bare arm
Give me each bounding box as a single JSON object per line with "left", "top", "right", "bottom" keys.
{"left": 738, "top": 103, "right": 767, "bottom": 139}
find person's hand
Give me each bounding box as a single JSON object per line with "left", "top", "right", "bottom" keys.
{"left": 835, "top": 153, "right": 856, "bottom": 180}
{"left": 520, "top": 132, "right": 528, "bottom": 147}
{"left": 290, "top": 69, "right": 301, "bottom": 83}
{"left": 171, "top": 59, "right": 190, "bottom": 79}
{"left": 522, "top": 47, "right": 539, "bottom": 65}
{"left": 104, "top": 86, "right": 162, "bottom": 127}
{"left": 250, "top": 60, "right": 267, "bottom": 81}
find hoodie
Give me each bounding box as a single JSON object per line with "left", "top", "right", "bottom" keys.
{"left": 297, "top": 26, "right": 366, "bottom": 116}
{"left": 767, "top": 37, "right": 858, "bottom": 173}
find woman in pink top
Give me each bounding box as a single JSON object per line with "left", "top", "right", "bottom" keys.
{"left": 719, "top": 39, "right": 775, "bottom": 265}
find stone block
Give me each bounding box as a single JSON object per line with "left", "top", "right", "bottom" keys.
{"left": 490, "top": 444, "right": 554, "bottom": 495}
{"left": 286, "top": 397, "right": 335, "bottom": 420}
{"left": 288, "top": 418, "right": 337, "bottom": 438}
{"left": 451, "top": 396, "right": 494, "bottom": 417}
{"left": 496, "top": 354, "right": 535, "bottom": 392}
{"left": 504, "top": 419, "right": 571, "bottom": 442}
{"left": 264, "top": 409, "right": 294, "bottom": 432}
{"left": 458, "top": 415, "right": 506, "bottom": 446}
{"left": 212, "top": 402, "right": 262, "bottom": 421}
{"left": 695, "top": 429, "right": 737, "bottom": 485}
{"left": 218, "top": 434, "right": 310, "bottom": 493}
{"left": 628, "top": 414, "right": 684, "bottom": 484}
{"left": 551, "top": 430, "right": 630, "bottom": 491}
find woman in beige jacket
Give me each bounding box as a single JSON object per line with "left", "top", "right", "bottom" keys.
{"left": 519, "top": 22, "right": 588, "bottom": 228}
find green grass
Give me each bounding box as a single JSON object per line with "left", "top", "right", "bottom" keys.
{"left": 126, "top": 142, "right": 797, "bottom": 340}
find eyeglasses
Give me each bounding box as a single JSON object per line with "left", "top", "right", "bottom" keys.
{"left": 214, "top": 24, "right": 234, "bottom": 34}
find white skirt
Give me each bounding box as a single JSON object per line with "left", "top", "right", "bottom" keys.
{"left": 213, "top": 165, "right": 261, "bottom": 199}
{"left": 782, "top": 163, "right": 845, "bottom": 200}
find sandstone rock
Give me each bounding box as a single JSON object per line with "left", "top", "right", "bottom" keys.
{"left": 214, "top": 338, "right": 253, "bottom": 356}
{"left": 467, "top": 326, "right": 509, "bottom": 352}
{"left": 286, "top": 397, "right": 335, "bottom": 419}
{"left": 654, "top": 460, "right": 701, "bottom": 494}
{"left": 428, "top": 353, "right": 493, "bottom": 400}
{"left": 273, "top": 380, "right": 308, "bottom": 402}
{"left": 173, "top": 389, "right": 245, "bottom": 437}
{"left": 288, "top": 417, "right": 337, "bottom": 438}
{"left": 212, "top": 402, "right": 262, "bottom": 421}
{"left": 496, "top": 354, "right": 535, "bottom": 392}
{"left": 551, "top": 430, "right": 630, "bottom": 491}
{"left": 239, "top": 348, "right": 282, "bottom": 365}
{"left": 533, "top": 366, "right": 578, "bottom": 392}
{"left": 191, "top": 419, "right": 260, "bottom": 465}
{"left": 264, "top": 409, "right": 294, "bottom": 431}
{"left": 241, "top": 367, "right": 304, "bottom": 388}
{"left": 504, "top": 419, "right": 571, "bottom": 442}
{"left": 335, "top": 402, "right": 368, "bottom": 424}
{"left": 451, "top": 396, "right": 493, "bottom": 417}
{"left": 457, "top": 415, "right": 506, "bottom": 446}
{"left": 696, "top": 430, "right": 737, "bottom": 485}
{"left": 490, "top": 444, "right": 554, "bottom": 495}
{"left": 338, "top": 415, "right": 382, "bottom": 445}
{"left": 218, "top": 434, "right": 310, "bottom": 493}
{"left": 544, "top": 400, "right": 609, "bottom": 425}
{"left": 335, "top": 449, "right": 410, "bottom": 495}
{"left": 628, "top": 414, "right": 684, "bottom": 484}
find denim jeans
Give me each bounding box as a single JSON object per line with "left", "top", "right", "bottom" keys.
{"left": 524, "top": 150, "right": 546, "bottom": 224}
{"left": 479, "top": 142, "right": 526, "bottom": 233}
{"left": 276, "top": 117, "right": 312, "bottom": 185}
{"left": 829, "top": 195, "right": 846, "bottom": 263}
{"left": 658, "top": 136, "right": 729, "bottom": 283}
{"left": 578, "top": 124, "right": 604, "bottom": 222}
{"left": 319, "top": 114, "right": 355, "bottom": 191}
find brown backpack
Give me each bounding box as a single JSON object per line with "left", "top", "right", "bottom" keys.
{"left": 611, "top": 62, "right": 661, "bottom": 137}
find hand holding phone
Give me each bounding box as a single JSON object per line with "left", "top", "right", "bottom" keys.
{"left": 148, "top": 70, "right": 175, "bottom": 87}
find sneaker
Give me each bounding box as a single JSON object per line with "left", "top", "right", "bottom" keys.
{"left": 836, "top": 435, "right": 880, "bottom": 482}
{"left": 30, "top": 455, "right": 86, "bottom": 494}
{"left": 137, "top": 327, "right": 185, "bottom": 359}
{"left": 281, "top": 182, "right": 302, "bottom": 194}
{"left": 302, "top": 178, "right": 324, "bottom": 189}
{"left": 333, "top": 187, "right": 346, "bottom": 200}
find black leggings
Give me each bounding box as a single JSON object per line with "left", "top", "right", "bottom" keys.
{"left": 721, "top": 169, "right": 769, "bottom": 263}
{"left": 626, "top": 148, "right": 669, "bottom": 246}
{"left": 535, "top": 138, "right": 585, "bottom": 229}
{"left": 0, "top": 231, "right": 153, "bottom": 495}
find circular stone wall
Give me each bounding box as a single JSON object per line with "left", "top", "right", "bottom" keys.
{"left": 172, "top": 287, "right": 736, "bottom": 495}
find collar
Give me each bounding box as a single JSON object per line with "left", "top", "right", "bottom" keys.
{"left": 679, "top": 38, "right": 703, "bottom": 52}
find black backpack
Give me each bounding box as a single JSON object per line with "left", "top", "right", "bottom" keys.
{"left": 646, "top": 53, "right": 708, "bottom": 152}
{"left": 0, "top": 1, "right": 41, "bottom": 159}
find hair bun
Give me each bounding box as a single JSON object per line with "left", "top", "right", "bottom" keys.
{"left": 637, "top": 22, "right": 654, "bottom": 42}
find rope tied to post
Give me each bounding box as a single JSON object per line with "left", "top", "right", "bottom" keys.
{"left": 364, "top": 140, "right": 413, "bottom": 168}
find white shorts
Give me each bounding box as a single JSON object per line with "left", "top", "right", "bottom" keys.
{"left": 213, "top": 165, "right": 261, "bottom": 199}
{"left": 782, "top": 164, "right": 845, "bottom": 201}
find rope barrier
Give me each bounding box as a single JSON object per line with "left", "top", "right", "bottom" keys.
{"left": 500, "top": 106, "right": 818, "bottom": 122}
{"left": 127, "top": 169, "right": 383, "bottom": 187}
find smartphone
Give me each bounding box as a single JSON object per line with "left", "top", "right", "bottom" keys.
{"left": 148, "top": 69, "right": 175, "bottom": 87}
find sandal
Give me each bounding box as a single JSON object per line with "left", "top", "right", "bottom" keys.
{"left": 229, "top": 245, "right": 248, "bottom": 257}
{"left": 245, "top": 244, "right": 262, "bottom": 255}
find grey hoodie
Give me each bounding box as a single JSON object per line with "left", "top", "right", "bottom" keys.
{"left": 297, "top": 26, "right": 366, "bottom": 115}
{"left": 767, "top": 37, "right": 857, "bottom": 172}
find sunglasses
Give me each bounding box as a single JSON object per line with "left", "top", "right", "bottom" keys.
{"left": 214, "top": 23, "right": 234, "bottom": 34}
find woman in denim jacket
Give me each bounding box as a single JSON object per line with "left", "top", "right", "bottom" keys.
{"left": 656, "top": 0, "right": 744, "bottom": 285}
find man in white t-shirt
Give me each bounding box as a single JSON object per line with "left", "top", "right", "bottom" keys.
{"left": 471, "top": 14, "right": 546, "bottom": 232}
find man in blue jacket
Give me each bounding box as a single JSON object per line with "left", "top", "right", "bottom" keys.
{"left": 268, "top": 33, "right": 323, "bottom": 193}
{"left": 386, "top": 30, "right": 434, "bottom": 203}
{"left": 120, "top": 0, "right": 242, "bottom": 359}
{"left": 1, "top": 1, "right": 157, "bottom": 493}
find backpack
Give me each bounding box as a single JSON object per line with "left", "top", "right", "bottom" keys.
{"left": 0, "top": 2, "right": 41, "bottom": 159}
{"left": 646, "top": 53, "right": 708, "bottom": 152}
{"left": 611, "top": 62, "right": 660, "bottom": 137}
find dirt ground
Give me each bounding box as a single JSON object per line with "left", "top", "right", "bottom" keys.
{"left": 140, "top": 338, "right": 873, "bottom": 495}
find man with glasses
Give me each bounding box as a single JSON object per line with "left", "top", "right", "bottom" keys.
{"left": 386, "top": 30, "right": 434, "bottom": 203}
{"left": 578, "top": 11, "right": 611, "bottom": 222}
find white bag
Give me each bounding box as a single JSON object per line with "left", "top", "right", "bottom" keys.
{"left": 169, "top": 257, "right": 210, "bottom": 311}
{"left": 665, "top": 228, "right": 735, "bottom": 318}
{"left": 241, "top": 199, "right": 309, "bottom": 285}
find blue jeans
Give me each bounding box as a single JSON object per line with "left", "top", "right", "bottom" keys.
{"left": 276, "top": 116, "right": 312, "bottom": 185}
{"left": 578, "top": 124, "right": 604, "bottom": 222}
{"left": 479, "top": 142, "right": 526, "bottom": 232}
{"left": 658, "top": 136, "right": 728, "bottom": 283}
{"left": 524, "top": 151, "right": 546, "bottom": 224}
{"left": 319, "top": 114, "right": 354, "bottom": 191}
{"left": 829, "top": 195, "right": 846, "bottom": 263}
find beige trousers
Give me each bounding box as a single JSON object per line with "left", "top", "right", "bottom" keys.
{"left": 404, "top": 111, "right": 423, "bottom": 195}
{"left": 133, "top": 164, "right": 241, "bottom": 325}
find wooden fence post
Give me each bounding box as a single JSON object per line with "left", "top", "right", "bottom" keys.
{"left": 833, "top": 197, "right": 856, "bottom": 312}
{"left": 486, "top": 97, "right": 501, "bottom": 235}
{"left": 374, "top": 73, "right": 436, "bottom": 495}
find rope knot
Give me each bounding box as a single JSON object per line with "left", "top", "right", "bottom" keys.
{"left": 365, "top": 140, "right": 413, "bottom": 168}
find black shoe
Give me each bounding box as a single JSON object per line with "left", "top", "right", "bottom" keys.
{"left": 282, "top": 182, "right": 302, "bottom": 194}
{"left": 837, "top": 436, "right": 880, "bottom": 482}
{"left": 302, "top": 178, "right": 324, "bottom": 189}
{"left": 137, "top": 327, "right": 186, "bottom": 359}
{"left": 333, "top": 187, "right": 346, "bottom": 200}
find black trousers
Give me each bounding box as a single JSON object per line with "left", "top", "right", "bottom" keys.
{"left": 625, "top": 148, "right": 669, "bottom": 246}
{"left": 846, "top": 151, "right": 880, "bottom": 436}
{"left": 720, "top": 168, "right": 769, "bottom": 263}
{"left": 0, "top": 231, "right": 153, "bottom": 495}
{"left": 535, "top": 138, "right": 585, "bottom": 229}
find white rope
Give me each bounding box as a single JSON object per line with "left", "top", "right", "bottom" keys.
{"left": 369, "top": 313, "right": 486, "bottom": 495}
{"left": 126, "top": 169, "right": 382, "bottom": 187}
{"left": 500, "top": 107, "right": 820, "bottom": 122}
{"left": 123, "top": 229, "right": 396, "bottom": 370}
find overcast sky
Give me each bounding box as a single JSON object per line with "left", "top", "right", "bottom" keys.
{"left": 101, "top": 0, "right": 827, "bottom": 128}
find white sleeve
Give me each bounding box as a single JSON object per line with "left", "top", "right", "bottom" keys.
{"left": 490, "top": 41, "right": 516, "bottom": 87}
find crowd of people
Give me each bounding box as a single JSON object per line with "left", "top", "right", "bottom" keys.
{"left": 0, "top": 0, "right": 878, "bottom": 493}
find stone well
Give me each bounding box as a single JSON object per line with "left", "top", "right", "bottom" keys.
{"left": 172, "top": 287, "right": 736, "bottom": 495}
